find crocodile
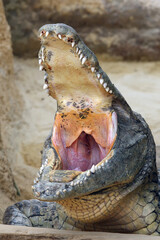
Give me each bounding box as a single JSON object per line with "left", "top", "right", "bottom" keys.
{"left": 3, "top": 24, "right": 160, "bottom": 235}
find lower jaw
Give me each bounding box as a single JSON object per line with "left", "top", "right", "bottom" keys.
{"left": 52, "top": 110, "right": 117, "bottom": 172}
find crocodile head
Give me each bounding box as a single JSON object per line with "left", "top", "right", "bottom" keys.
{"left": 32, "top": 24, "right": 155, "bottom": 224}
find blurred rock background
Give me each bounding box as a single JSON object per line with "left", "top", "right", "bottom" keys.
{"left": 3, "top": 0, "right": 160, "bottom": 60}
{"left": 0, "top": 0, "right": 160, "bottom": 226}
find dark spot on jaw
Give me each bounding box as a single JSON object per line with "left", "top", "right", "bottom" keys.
{"left": 67, "top": 101, "right": 72, "bottom": 106}
{"left": 47, "top": 51, "right": 53, "bottom": 61}
{"left": 67, "top": 37, "right": 73, "bottom": 43}
{"left": 79, "top": 113, "right": 87, "bottom": 119}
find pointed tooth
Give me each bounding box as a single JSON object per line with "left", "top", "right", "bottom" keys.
{"left": 32, "top": 186, "right": 35, "bottom": 190}
{"left": 76, "top": 47, "right": 79, "bottom": 53}
{"left": 72, "top": 42, "right": 75, "bottom": 47}
{"left": 95, "top": 165, "right": 98, "bottom": 170}
{"left": 41, "top": 47, "right": 44, "bottom": 61}
{"left": 45, "top": 31, "right": 49, "bottom": 37}
{"left": 58, "top": 34, "right": 62, "bottom": 39}
{"left": 39, "top": 65, "right": 43, "bottom": 71}
{"left": 103, "top": 82, "right": 107, "bottom": 88}
{"left": 71, "top": 182, "right": 74, "bottom": 186}
{"left": 90, "top": 165, "right": 95, "bottom": 173}
{"left": 43, "top": 83, "right": 48, "bottom": 90}
{"left": 109, "top": 90, "right": 113, "bottom": 94}
{"left": 40, "top": 32, "right": 43, "bottom": 37}
{"left": 97, "top": 73, "right": 101, "bottom": 79}
{"left": 101, "top": 162, "right": 105, "bottom": 167}
{"left": 45, "top": 158, "right": 48, "bottom": 165}
{"left": 100, "top": 79, "right": 104, "bottom": 85}
{"left": 82, "top": 56, "right": 87, "bottom": 65}
{"left": 63, "top": 189, "right": 67, "bottom": 193}
{"left": 106, "top": 87, "right": 109, "bottom": 92}
{"left": 39, "top": 59, "right": 42, "bottom": 65}
{"left": 78, "top": 49, "right": 82, "bottom": 55}
{"left": 91, "top": 67, "right": 95, "bottom": 72}
{"left": 86, "top": 170, "right": 91, "bottom": 176}
{"left": 56, "top": 191, "right": 60, "bottom": 196}
{"left": 34, "top": 179, "right": 36, "bottom": 184}
{"left": 79, "top": 53, "right": 83, "bottom": 60}
{"left": 42, "top": 55, "right": 44, "bottom": 62}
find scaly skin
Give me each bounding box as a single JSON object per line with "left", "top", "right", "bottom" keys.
{"left": 3, "top": 24, "right": 160, "bottom": 235}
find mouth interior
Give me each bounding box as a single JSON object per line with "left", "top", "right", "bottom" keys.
{"left": 64, "top": 131, "right": 107, "bottom": 171}
{"left": 39, "top": 32, "right": 117, "bottom": 172}
{"left": 52, "top": 111, "right": 117, "bottom": 172}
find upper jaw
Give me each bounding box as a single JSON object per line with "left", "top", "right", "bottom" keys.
{"left": 38, "top": 23, "right": 131, "bottom": 109}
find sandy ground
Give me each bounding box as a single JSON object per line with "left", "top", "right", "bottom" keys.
{"left": 0, "top": 57, "right": 160, "bottom": 224}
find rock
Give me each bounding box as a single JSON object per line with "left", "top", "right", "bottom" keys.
{"left": 0, "top": 0, "right": 22, "bottom": 222}
{"left": 0, "top": 0, "right": 15, "bottom": 198}
{"left": 3, "top": 0, "right": 160, "bottom": 60}
{"left": 0, "top": 224, "right": 160, "bottom": 240}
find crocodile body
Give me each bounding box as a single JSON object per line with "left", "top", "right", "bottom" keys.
{"left": 3, "top": 24, "right": 160, "bottom": 235}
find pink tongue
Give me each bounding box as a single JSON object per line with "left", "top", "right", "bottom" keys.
{"left": 64, "top": 132, "right": 106, "bottom": 171}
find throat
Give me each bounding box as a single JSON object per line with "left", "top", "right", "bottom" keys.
{"left": 52, "top": 109, "right": 117, "bottom": 171}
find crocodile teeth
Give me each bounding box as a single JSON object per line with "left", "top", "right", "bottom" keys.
{"left": 101, "top": 162, "right": 105, "bottom": 167}
{"left": 106, "top": 87, "right": 109, "bottom": 92}
{"left": 40, "top": 32, "right": 43, "bottom": 37}
{"left": 76, "top": 47, "right": 79, "bottom": 53}
{"left": 39, "top": 65, "right": 43, "bottom": 71}
{"left": 72, "top": 42, "right": 75, "bottom": 47}
{"left": 63, "top": 189, "right": 67, "bottom": 193}
{"left": 56, "top": 191, "right": 60, "bottom": 196}
{"left": 109, "top": 90, "right": 113, "bottom": 94}
{"left": 71, "top": 181, "right": 74, "bottom": 186}
{"left": 90, "top": 165, "right": 95, "bottom": 173}
{"left": 39, "top": 59, "right": 42, "bottom": 65}
{"left": 78, "top": 49, "right": 82, "bottom": 55}
{"left": 43, "top": 83, "right": 48, "bottom": 90}
{"left": 86, "top": 170, "right": 91, "bottom": 176}
{"left": 100, "top": 79, "right": 104, "bottom": 85}
{"left": 91, "top": 67, "right": 95, "bottom": 72}
{"left": 82, "top": 57, "right": 87, "bottom": 65}
{"left": 45, "top": 31, "right": 49, "bottom": 37}
{"left": 95, "top": 165, "right": 98, "bottom": 170}
{"left": 103, "top": 82, "right": 107, "bottom": 88}
{"left": 45, "top": 158, "right": 48, "bottom": 165}
{"left": 58, "top": 34, "right": 62, "bottom": 39}
{"left": 79, "top": 53, "right": 83, "bottom": 60}
{"left": 97, "top": 73, "right": 101, "bottom": 79}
